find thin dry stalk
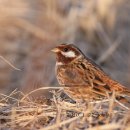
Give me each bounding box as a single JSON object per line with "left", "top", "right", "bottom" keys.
{"left": 0, "top": 88, "right": 130, "bottom": 130}
{"left": 0, "top": 55, "right": 20, "bottom": 71}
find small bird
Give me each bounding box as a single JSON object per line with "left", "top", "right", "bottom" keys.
{"left": 52, "top": 43, "right": 130, "bottom": 103}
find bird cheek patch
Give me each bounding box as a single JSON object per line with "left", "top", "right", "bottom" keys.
{"left": 61, "top": 51, "right": 76, "bottom": 58}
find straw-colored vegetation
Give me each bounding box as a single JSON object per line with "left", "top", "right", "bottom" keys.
{"left": 0, "top": 87, "right": 130, "bottom": 129}
{"left": 0, "top": 0, "right": 130, "bottom": 129}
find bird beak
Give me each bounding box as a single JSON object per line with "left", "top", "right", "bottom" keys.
{"left": 51, "top": 47, "right": 60, "bottom": 53}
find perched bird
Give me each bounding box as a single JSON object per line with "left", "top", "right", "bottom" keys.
{"left": 52, "top": 43, "right": 130, "bottom": 103}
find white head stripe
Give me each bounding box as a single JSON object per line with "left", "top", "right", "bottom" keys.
{"left": 61, "top": 51, "right": 76, "bottom": 58}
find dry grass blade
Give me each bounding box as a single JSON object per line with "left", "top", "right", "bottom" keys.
{"left": 97, "top": 37, "right": 123, "bottom": 64}
{"left": 0, "top": 88, "right": 130, "bottom": 130}
{"left": 20, "top": 87, "right": 62, "bottom": 102}
{"left": 40, "top": 113, "right": 83, "bottom": 130}
{"left": 115, "top": 100, "right": 129, "bottom": 110}
{"left": 0, "top": 89, "right": 19, "bottom": 102}
{"left": 0, "top": 55, "right": 21, "bottom": 71}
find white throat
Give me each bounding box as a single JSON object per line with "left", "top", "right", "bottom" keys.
{"left": 61, "top": 51, "right": 76, "bottom": 58}
{"left": 56, "top": 62, "right": 63, "bottom": 65}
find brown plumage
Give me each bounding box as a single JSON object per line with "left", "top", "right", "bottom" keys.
{"left": 52, "top": 44, "right": 130, "bottom": 103}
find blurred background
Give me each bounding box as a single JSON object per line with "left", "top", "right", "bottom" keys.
{"left": 0, "top": 0, "right": 130, "bottom": 96}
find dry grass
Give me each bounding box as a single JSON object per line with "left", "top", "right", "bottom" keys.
{"left": 0, "top": 87, "right": 130, "bottom": 130}
{"left": 0, "top": 0, "right": 130, "bottom": 129}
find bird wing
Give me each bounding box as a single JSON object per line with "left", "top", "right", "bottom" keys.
{"left": 80, "top": 57, "right": 130, "bottom": 98}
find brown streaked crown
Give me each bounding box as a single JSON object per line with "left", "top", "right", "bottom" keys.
{"left": 52, "top": 44, "right": 84, "bottom": 64}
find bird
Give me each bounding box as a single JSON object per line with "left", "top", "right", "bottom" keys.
{"left": 51, "top": 43, "right": 130, "bottom": 103}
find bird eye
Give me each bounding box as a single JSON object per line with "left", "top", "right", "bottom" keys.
{"left": 63, "top": 48, "right": 69, "bottom": 52}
